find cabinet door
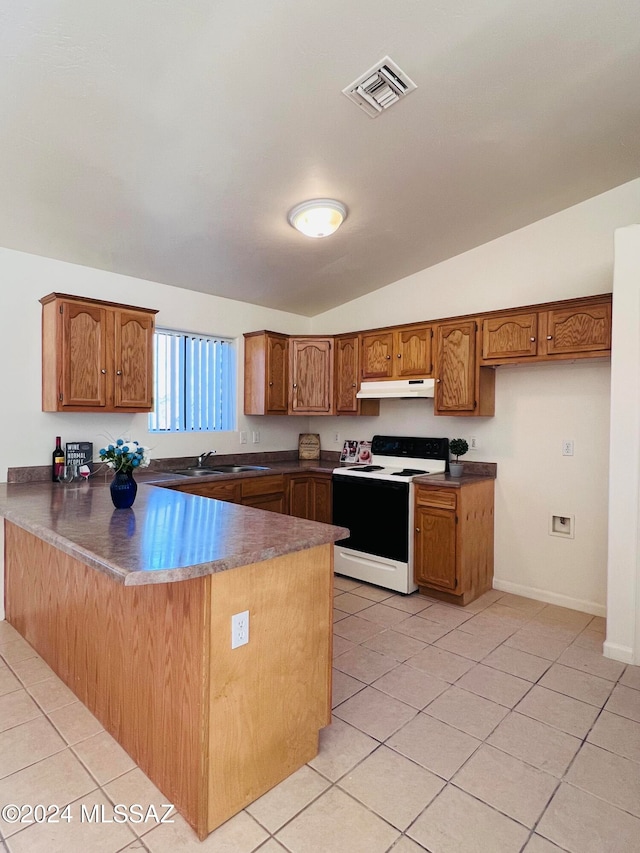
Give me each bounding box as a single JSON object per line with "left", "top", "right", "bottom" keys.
{"left": 482, "top": 313, "right": 538, "bottom": 360}
{"left": 311, "top": 475, "right": 332, "bottom": 524}
{"left": 414, "top": 505, "right": 457, "bottom": 591}
{"left": 290, "top": 338, "right": 334, "bottom": 414}
{"left": 113, "top": 309, "right": 155, "bottom": 409}
{"left": 435, "top": 320, "right": 477, "bottom": 413}
{"left": 396, "top": 326, "right": 432, "bottom": 377}
{"left": 288, "top": 476, "right": 311, "bottom": 519}
{"left": 360, "top": 331, "right": 394, "bottom": 379}
{"left": 266, "top": 334, "right": 289, "bottom": 413}
{"left": 242, "top": 493, "right": 287, "bottom": 514}
{"left": 335, "top": 335, "right": 359, "bottom": 414}
{"left": 545, "top": 302, "right": 612, "bottom": 355}
{"left": 61, "top": 301, "right": 108, "bottom": 408}
{"left": 171, "top": 480, "right": 241, "bottom": 502}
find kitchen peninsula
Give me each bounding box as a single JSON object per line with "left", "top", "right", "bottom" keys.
{"left": 0, "top": 476, "right": 348, "bottom": 839}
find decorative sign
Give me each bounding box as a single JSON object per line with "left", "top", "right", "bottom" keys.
{"left": 298, "top": 433, "right": 321, "bottom": 460}
{"left": 340, "top": 440, "right": 359, "bottom": 463}
{"left": 66, "top": 442, "right": 93, "bottom": 471}
{"left": 356, "top": 441, "right": 372, "bottom": 463}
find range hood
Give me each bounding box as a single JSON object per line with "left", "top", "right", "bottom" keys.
{"left": 356, "top": 378, "right": 435, "bottom": 399}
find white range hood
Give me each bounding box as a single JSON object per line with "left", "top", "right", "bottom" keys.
{"left": 356, "top": 378, "right": 435, "bottom": 399}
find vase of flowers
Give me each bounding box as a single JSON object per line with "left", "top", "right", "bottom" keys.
{"left": 99, "top": 439, "right": 150, "bottom": 509}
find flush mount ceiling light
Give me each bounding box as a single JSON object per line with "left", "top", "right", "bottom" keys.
{"left": 287, "top": 199, "right": 347, "bottom": 238}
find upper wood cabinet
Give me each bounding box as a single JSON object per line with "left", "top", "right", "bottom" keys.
{"left": 244, "top": 331, "right": 289, "bottom": 415}
{"left": 289, "top": 337, "right": 334, "bottom": 414}
{"left": 434, "top": 319, "right": 495, "bottom": 417}
{"left": 334, "top": 334, "right": 380, "bottom": 417}
{"left": 481, "top": 296, "right": 612, "bottom": 364}
{"left": 40, "top": 293, "right": 157, "bottom": 413}
{"left": 360, "top": 324, "right": 433, "bottom": 380}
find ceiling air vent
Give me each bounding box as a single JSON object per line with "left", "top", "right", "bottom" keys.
{"left": 342, "top": 56, "right": 417, "bottom": 118}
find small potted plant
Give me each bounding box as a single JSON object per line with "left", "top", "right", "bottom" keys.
{"left": 449, "top": 438, "right": 469, "bottom": 477}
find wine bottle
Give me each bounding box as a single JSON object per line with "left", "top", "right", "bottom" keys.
{"left": 52, "top": 436, "right": 64, "bottom": 482}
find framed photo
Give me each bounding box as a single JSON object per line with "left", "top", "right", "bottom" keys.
{"left": 340, "top": 440, "right": 359, "bottom": 463}
{"left": 356, "top": 440, "right": 372, "bottom": 463}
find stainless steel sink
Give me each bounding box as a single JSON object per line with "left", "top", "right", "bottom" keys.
{"left": 172, "top": 465, "right": 270, "bottom": 476}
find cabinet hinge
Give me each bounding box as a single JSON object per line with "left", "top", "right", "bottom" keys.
{"left": 59, "top": 305, "right": 63, "bottom": 314}
{"left": 59, "top": 392, "right": 63, "bottom": 402}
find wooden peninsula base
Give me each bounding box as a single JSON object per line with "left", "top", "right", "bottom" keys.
{"left": 4, "top": 522, "right": 333, "bottom": 839}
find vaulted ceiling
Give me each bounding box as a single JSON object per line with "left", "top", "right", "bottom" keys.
{"left": 2, "top": 1, "right": 639, "bottom": 315}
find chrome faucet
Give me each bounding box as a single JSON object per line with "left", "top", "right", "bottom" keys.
{"left": 197, "top": 450, "right": 217, "bottom": 467}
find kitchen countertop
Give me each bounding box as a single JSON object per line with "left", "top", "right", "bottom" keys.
{"left": 0, "top": 476, "right": 348, "bottom": 587}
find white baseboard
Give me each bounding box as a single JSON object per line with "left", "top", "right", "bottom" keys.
{"left": 492, "top": 578, "right": 606, "bottom": 617}
{"left": 603, "top": 640, "right": 636, "bottom": 665}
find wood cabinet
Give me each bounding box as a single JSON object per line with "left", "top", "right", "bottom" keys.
{"left": 481, "top": 296, "right": 612, "bottom": 364}
{"left": 414, "top": 480, "right": 494, "bottom": 605}
{"left": 240, "top": 474, "right": 287, "bottom": 514}
{"left": 434, "top": 319, "right": 495, "bottom": 417}
{"left": 244, "top": 331, "right": 289, "bottom": 415}
{"left": 334, "top": 334, "right": 380, "bottom": 417}
{"left": 170, "top": 480, "right": 242, "bottom": 503}
{"left": 288, "top": 473, "right": 332, "bottom": 524}
{"left": 289, "top": 337, "right": 334, "bottom": 414}
{"left": 40, "top": 293, "right": 157, "bottom": 413}
{"left": 360, "top": 324, "right": 432, "bottom": 380}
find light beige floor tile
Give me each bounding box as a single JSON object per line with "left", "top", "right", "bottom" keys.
{"left": 387, "top": 838, "right": 427, "bottom": 853}
{"left": 333, "top": 608, "right": 349, "bottom": 623}
{"left": 48, "top": 701, "right": 103, "bottom": 745}
{"left": 0, "top": 749, "right": 97, "bottom": 837}
{"left": 255, "top": 841, "right": 288, "bottom": 853}
{"left": 515, "top": 685, "right": 599, "bottom": 738}
{"left": 523, "top": 835, "right": 568, "bottom": 852}
{"left": 487, "top": 712, "right": 581, "bottom": 776}
{"left": 536, "top": 782, "right": 640, "bottom": 853}
{"left": 505, "top": 629, "right": 572, "bottom": 661}
{"left": 144, "top": 810, "right": 268, "bottom": 852}
{"left": 5, "top": 790, "right": 136, "bottom": 853}
{"left": 605, "top": 683, "right": 640, "bottom": 722}
{"left": 587, "top": 709, "right": 640, "bottom": 763}
{"left": 386, "top": 713, "right": 480, "bottom": 779}
{"left": 308, "top": 718, "right": 377, "bottom": 781}
{"left": 565, "top": 742, "right": 640, "bottom": 817}
{"left": 587, "top": 615, "right": 606, "bottom": 632}
{"left": 333, "top": 645, "right": 398, "bottom": 684}
{"left": 534, "top": 606, "right": 592, "bottom": 631}
{"left": 393, "top": 616, "right": 451, "bottom": 644}
{"left": 350, "top": 585, "right": 395, "bottom": 603}
{"left": 483, "top": 644, "right": 552, "bottom": 682}
{"left": 538, "top": 663, "right": 614, "bottom": 707}
{"left": 408, "top": 785, "right": 529, "bottom": 853}
{"left": 275, "top": 787, "right": 399, "bottom": 853}
{"left": 496, "top": 594, "right": 547, "bottom": 615}
{"left": 416, "top": 603, "right": 472, "bottom": 629}
{"left": 372, "top": 663, "right": 448, "bottom": 709}
{"left": 28, "top": 678, "right": 77, "bottom": 713}
{"left": 9, "top": 657, "right": 55, "bottom": 687}
{"left": 72, "top": 730, "right": 136, "bottom": 785}
{"left": 455, "top": 614, "right": 517, "bottom": 642}
{"left": 332, "top": 685, "right": 417, "bottom": 740}
{"left": 452, "top": 743, "right": 558, "bottom": 828}
{"left": 405, "top": 646, "right": 475, "bottom": 682}
{"left": 332, "top": 635, "right": 355, "bottom": 658}
{"left": 424, "top": 686, "right": 509, "bottom": 739}
{"left": 455, "top": 664, "right": 531, "bottom": 708}
{"left": 332, "top": 669, "right": 365, "bottom": 707}
{"left": 103, "top": 767, "right": 171, "bottom": 837}
{"left": 332, "top": 592, "right": 374, "bottom": 615}
{"left": 458, "top": 589, "right": 505, "bottom": 613}
{"left": 556, "top": 644, "right": 626, "bottom": 682}
{"left": 362, "top": 629, "right": 426, "bottom": 661}
{"left": 383, "top": 594, "right": 433, "bottom": 615}
{"left": 572, "top": 630, "right": 605, "bottom": 652}
{"left": 0, "top": 716, "right": 65, "bottom": 780}
{"left": 333, "top": 615, "right": 385, "bottom": 644}
{"left": 0, "top": 621, "right": 21, "bottom": 644}
{"left": 620, "top": 664, "right": 640, "bottom": 691}
{"left": 0, "top": 688, "right": 42, "bottom": 732}
{"left": 338, "top": 745, "right": 444, "bottom": 830}
{"left": 334, "top": 576, "right": 364, "bottom": 592}
{"left": 434, "top": 628, "right": 503, "bottom": 661}
{"left": 357, "top": 602, "right": 415, "bottom": 628}
{"left": 246, "top": 765, "right": 329, "bottom": 832}
{"left": 482, "top": 603, "right": 534, "bottom": 626}
{"left": 0, "top": 666, "right": 21, "bottom": 698}
{"left": 0, "top": 638, "right": 38, "bottom": 666}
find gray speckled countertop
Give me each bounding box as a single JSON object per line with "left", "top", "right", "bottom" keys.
{"left": 0, "top": 477, "right": 348, "bottom": 587}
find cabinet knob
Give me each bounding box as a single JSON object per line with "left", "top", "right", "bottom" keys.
{"left": 530, "top": 337, "right": 536, "bottom": 342}
{"left": 116, "top": 370, "right": 122, "bottom": 375}
{"left": 397, "top": 353, "right": 401, "bottom": 358}
{"left": 352, "top": 383, "right": 356, "bottom": 387}
{"left": 386, "top": 355, "right": 391, "bottom": 360}
{"left": 269, "top": 381, "right": 273, "bottom": 386}
{"left": 101, "top": 369, "right": 107, "bottom": 374}
{"left": 547, "top": 335, "right": 553, "bottom": 340}
{"left": 415, "top": 527, "right": 420, "bottom": 532}
{"left": 293, "top": 384, "right": 297, "bottom": 388}
{"left": 436, "top": 378, "right": 441, "bottom": 383}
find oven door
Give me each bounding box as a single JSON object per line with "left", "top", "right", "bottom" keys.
{"left": 332, "top": 474, "right": 410, "bottom": 563}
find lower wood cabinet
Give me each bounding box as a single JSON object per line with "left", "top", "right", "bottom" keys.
{"left": 170, "top": 480, "right": 242, "bottom": 502}
{"left": 288, "top": 473, "right": 332, "bottom": 524}
{"left": 414, "top": 479, "right": 494, "bottom": 605}
{"left": 240, "top": 475, "right": 287, "bottom": 514}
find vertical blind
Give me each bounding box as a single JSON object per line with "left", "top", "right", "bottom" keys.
{"left": 149, "top": 330, "right": 236, "bottom": 432}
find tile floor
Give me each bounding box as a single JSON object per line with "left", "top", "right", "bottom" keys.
{"left": 1, "top": 581, "right": 639, "bottom": 852}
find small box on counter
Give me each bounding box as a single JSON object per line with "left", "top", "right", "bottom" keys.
{"left": 65, "top": 442, "right": 93, "bottom": 471}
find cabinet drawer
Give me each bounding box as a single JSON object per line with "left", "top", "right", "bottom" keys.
{"left": 241, "top": 474, "right": 285, "bottom": 498}
{"left": 173, "top": 480, "right": 241, "bottom": 502}
{"left": 415, "top": 487, "right": 457, "bottom": 510}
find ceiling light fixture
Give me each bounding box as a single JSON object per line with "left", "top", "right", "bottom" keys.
{"left": 287, "top": 199, "right": 347, "bottom": 238}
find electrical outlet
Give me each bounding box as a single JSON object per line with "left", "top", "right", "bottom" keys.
{"left": 562, "top": 439, "right": 574, "bottom": 456}
{"left": 231, "top": 610, "right": 249, "bottom": 649}
{"left": 239, "top": 431, "right": 247, "bottom": 445}
{"left": 470, "top": 436, "right": 479, "bottom": 450}
{"left": 252, "top": 430, "right": 260, "bottom": 444}
{"left": 334, "top": 432, "right": 341, "bottom": 444}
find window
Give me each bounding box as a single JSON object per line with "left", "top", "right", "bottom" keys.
{"left": 148, "top": 329, "right": 236, "bottom": 432}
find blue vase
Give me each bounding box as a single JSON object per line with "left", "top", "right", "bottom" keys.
{"left": 110, "top": 471, "right": 137, "bottom": 509}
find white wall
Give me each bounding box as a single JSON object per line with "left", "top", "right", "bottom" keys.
{"left": 309, "top": 179, "right": 640, "bottom": 616}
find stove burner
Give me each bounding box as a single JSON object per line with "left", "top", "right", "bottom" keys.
{"left": 391, "top": 468, "right": 428, "bottom": 476}
{"left": 351, "top": 465, "right": 385, "bottom": 472}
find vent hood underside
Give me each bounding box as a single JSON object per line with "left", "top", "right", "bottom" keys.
{"left": 356, "top": 378, "right": 435, "bottom": 399}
